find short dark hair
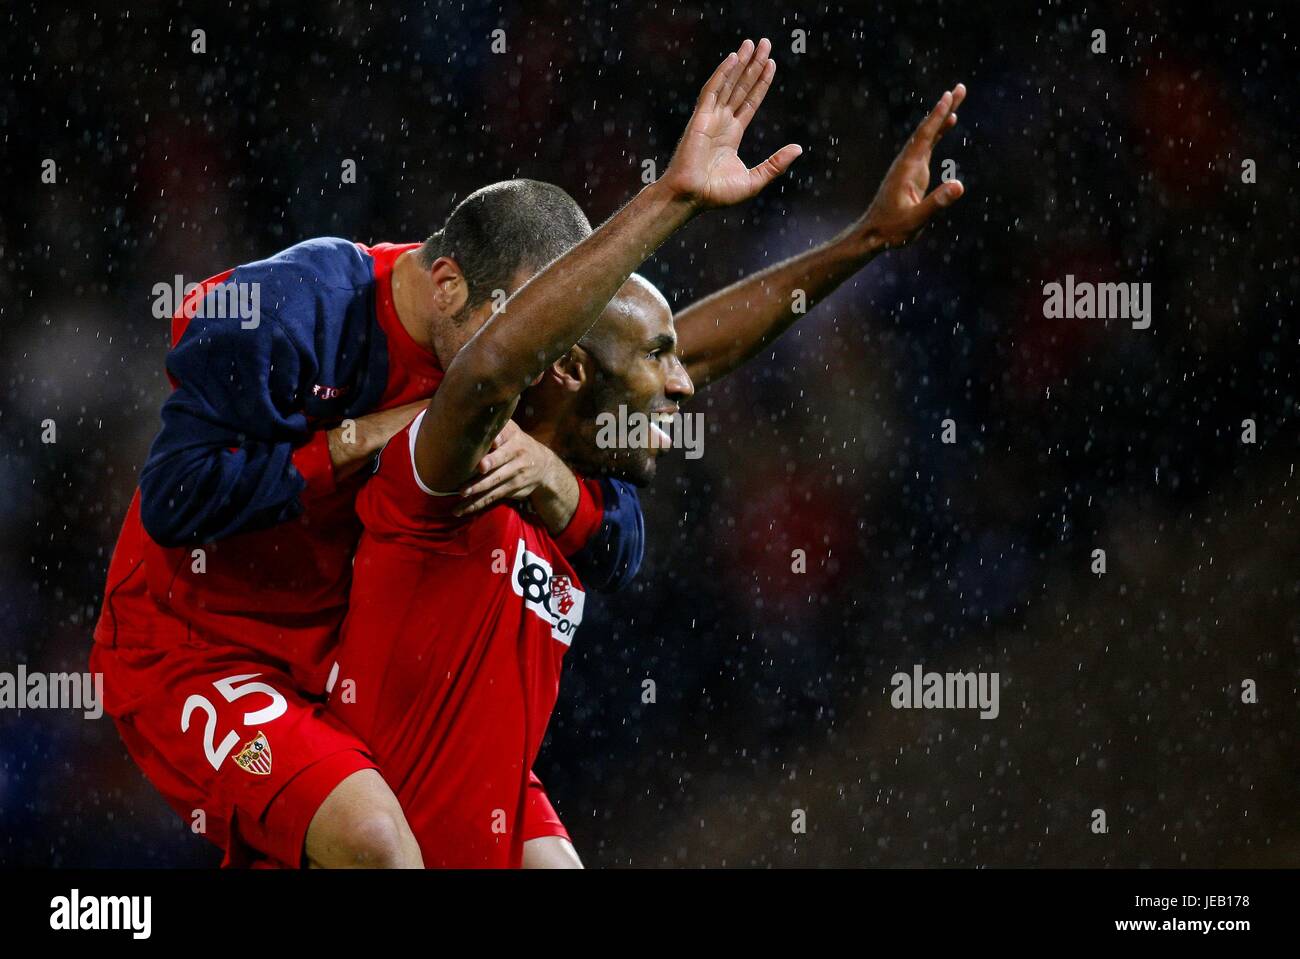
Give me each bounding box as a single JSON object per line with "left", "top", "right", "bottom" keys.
{"left": 418, "top": 179, "right": 591, "bottom": 309}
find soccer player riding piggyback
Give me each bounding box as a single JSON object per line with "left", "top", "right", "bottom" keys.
{"left": 93, "top": 34, "right": 967, "bottom": 868}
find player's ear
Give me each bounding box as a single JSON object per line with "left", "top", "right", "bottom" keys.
{"left": 428, "top": 256, "right": 468, "bottom": 315}
{"left": 548, "top": 346, "right": 589, "bottom": 392}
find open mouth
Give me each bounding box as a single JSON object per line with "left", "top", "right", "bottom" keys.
{"left": 649, "top": 410, "right": 676, "bottom": 450}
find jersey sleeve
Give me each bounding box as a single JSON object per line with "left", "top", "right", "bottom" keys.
{"left": 551, "top": 479, "right": 605, "bottom": 555}
{"left": 565, "top": 478, "right": 645, "bottom": 594}
{"left": 361, "top": 410, "right": 645, "bottom": 588}
{"left": 521, "top": 770, "right": 570, "bottom": 843}
{"left": 138, "top": 274, "right": 328, "bottom": 548}
{"left": 355, "top": 408, "right": 477, "bottom": 548}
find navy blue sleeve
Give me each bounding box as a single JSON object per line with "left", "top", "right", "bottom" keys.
{"left": 138, "top": 299, "right": 318, "bottom": 547}
{"left": 568, "top": 478, "right": 645, "bottom": 593}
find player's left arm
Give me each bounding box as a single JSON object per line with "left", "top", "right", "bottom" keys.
{"left": 456, "top": 420, "right": 645, "bottom": 592}
{"left": 675, "top": 83, "right": 967, "bottom": 389}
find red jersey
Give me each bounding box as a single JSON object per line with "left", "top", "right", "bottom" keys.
{"left": 95, "top": 242, "right": 438, "bottom": 681}
{"left": 89, "top": 238, "right": 629, "bottom": 869}
{"left": 329, "top": 409, "right": 600, "bottom": 867}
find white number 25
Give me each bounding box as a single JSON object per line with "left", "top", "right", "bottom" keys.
{"left": 180, "top": 674, "right": 288, "bottom": 771}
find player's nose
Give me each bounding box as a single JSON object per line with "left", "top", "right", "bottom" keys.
{"left": 665, "top": 354, "right": 694, "bottom": 402}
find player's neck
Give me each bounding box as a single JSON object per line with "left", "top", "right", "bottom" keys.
{"left": 392, "top": 251, "right": 482, "bottom": 370}
{"left": 514, "top": 393, "right": 567, "bottom": 455}
{"left": 390, "top": 250, "right": 441, "bottom": 358}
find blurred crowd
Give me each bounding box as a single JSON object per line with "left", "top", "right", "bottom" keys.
{"left": 1, "top": 1, "right": 1295, "bottom": 866}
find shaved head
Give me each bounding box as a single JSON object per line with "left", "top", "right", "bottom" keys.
{"left": 538, "top": 273, "right": 688, "bottom": 484}
{"left": 579, "top": 273, "right": 672, "bottom": 362}
{"left": 518, "top": 271, "right": 692, "bottom": 486}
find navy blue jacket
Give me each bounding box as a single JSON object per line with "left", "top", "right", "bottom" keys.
{"left": 138, "top": 237, "right": 643, "bottom": 592}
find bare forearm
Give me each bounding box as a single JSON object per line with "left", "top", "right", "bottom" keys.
{"left": 415, "top": 38, "right": 800, "bottom": 492}
{"left": 677, "top": 80, "right": 971, "bottom": 389}
{"left": 419, "top": 182, "right": 695, "bottom": 491}
{"left": 327, "top": 425, "right": 382, "bottom": 481}
{"left": 676, "top": 229, "right": 880, "bottom": 389}
{"left": 475, "top": 181, "right": 695, "bottom": 398}
{"left": 528, "top": 462, "right": 580, "bottom": 535}
{"left": 327, "top": 400, "right": 426, "bottom": 480}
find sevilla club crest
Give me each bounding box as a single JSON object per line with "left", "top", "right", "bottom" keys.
{"left": 232, "top": 731, "right": 272, "bottom": 775}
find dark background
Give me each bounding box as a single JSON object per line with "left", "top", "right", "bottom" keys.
{"left": 1, "top": 0, "right": 1295, "bottom": 867}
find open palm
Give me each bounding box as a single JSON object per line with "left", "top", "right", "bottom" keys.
{"left": 859, "top": 83, "right": 968, "bottom": 249}
{"left": 663, "top": 38, "right": 802, "bottom": 209}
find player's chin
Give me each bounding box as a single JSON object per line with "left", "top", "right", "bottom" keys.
{"left": 609, "top": 450, "right": 657, "bottom": 488}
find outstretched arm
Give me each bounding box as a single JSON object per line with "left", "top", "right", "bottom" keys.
{"left": 412, "top": 38, "right": 801, "bottom": 493}
{"left": 675, "top": 83, "right": 967, "bottom": 389}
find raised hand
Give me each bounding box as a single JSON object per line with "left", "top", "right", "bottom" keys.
{"left": 857, "top": 83, "right": 967, "bottom": 250}
{"left": 660, "top": 38, "right": 803, "bottom": 210}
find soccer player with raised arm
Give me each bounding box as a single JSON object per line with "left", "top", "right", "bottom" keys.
{"left": 328, "top": 38, "right": 966, "bottom": 867}
{"left": 93, "top": 30, "right": 964, "bottom": 867}
{"left": 91, "top": 187, "right": 650, "bottom": 869}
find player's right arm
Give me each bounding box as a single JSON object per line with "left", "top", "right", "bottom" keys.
{"left": 327, "top": 401, "right": 427, "bottom": 481}
{"left": 138, "top": 294, "right": 316, "bottom": 546}
{"left": 138, "top": 252, "right": 422, "bottom": 547}
{"left": 413, "top": 38, "right": 801, "bottom": 492}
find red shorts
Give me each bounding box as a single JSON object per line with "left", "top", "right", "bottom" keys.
{"left": 90, "top": 633, "right": 571, "bottom": 867}
{"left": 91, "top": 497, "right": 571, "bottom": 868}
{"left": 90, "top": 638, "right": 377, "bottom": 868}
